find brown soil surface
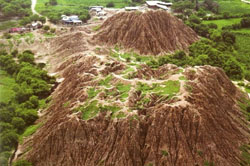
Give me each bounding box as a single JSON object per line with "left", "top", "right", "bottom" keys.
{"left": 94, "top": 11, "right": 199, "bottom": 55}
{"left": 15, "top": 55, "right": 250, "bottom": 165}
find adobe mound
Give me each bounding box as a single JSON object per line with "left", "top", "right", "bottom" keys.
{"left": 95, "top": 11, "right": 199, "bottom": 55}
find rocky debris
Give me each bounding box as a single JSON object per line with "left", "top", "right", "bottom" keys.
{"left": 94, "top": 11, "right": 199, "bottom": 55}
{"left": 15, "top": 59, "right": 250, "bottom": 166}
{"left": 101, "top": 61, "right": 126, "bottom": 75}
{"left": 136, "top": 64, "right": 180, "bottom": 80}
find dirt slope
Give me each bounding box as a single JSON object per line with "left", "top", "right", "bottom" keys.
{"left": 94, "top": 11, "right": 199, "bottom": 55}
{"left": 15, "top": 50, "right": 250, "bottom": 165}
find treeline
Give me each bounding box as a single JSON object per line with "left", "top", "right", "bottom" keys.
{"left": 0, "top": 50, "right": 55, "bottom": 166}
{"left": 0, "top": 0, "right": 31, "bottom": 20}
{"left": 145, "top": 16, "right": 249, "bottom": 81}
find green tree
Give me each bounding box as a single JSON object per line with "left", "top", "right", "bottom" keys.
{"left": 0, "top": 130, "right": 18, "bottom": 151}
{"left": 18, "top": 52, "right": 35, "bottom": 64}
{"left": 106, "top": 2, "right": 115, "bottom": 7}
{"left": 49, "top": 0, "right": 58, "bottom": 6}
{"left": 11, "top": 117, "right": 26, "bottom": 133}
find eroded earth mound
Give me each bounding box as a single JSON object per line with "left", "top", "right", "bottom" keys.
{"left": 15, "top": 51, "right": 250, "bottom": 166}
{"left": 94, "top": 11, "right": 199, "bottom": 55}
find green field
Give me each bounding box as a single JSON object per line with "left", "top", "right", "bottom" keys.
{"left": 36, "top": 0, "right": 130, "bottom": 12}
{"left": 203, "top": 18, "right": 241, "bottom": 29}
{"left": 0, "top": 70, "right": 17, "bottom": 103}
{"left": 0, "top": 20, "right": 19, "bottom": 31}
{"left": 217, "top": 0, "right": 250, "bottom": 14}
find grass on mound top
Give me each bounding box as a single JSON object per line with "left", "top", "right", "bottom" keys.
{"left": 136, "top": 80, "right": 180, "bottom": 96}
{"left": 74, "top": 100, "right": 122, "bottom": 120}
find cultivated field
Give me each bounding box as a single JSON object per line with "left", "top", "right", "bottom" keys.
{"left": 217, "top": 0, "right": 250, "bottom": 14}
{"left": 203, "top": 18, "right": 241, "bottom": 29}
{"left": 36, "top": 0, "right": 130, "bottom": 12}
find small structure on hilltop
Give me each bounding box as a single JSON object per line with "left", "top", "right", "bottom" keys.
{"left": 61, "top": 15, "right": 82, "bottom": 25}
{"left": 146, "top": 1, "right": 172, "bottom": 10}
{"left": 30, "top": 21, "right": 43, "bottom": 30}
{"left": 125, "top": 7, "right": 139, "bottom": 11}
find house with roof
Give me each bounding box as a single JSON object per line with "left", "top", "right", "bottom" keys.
{"left": 125, "top": 7, "right": 139, "bottom": 11}
{"left": 146, "top": 1, "right": 172, "bottom": 10}
{"left": 61, "top": 15, "right": 82, "bottom": 25}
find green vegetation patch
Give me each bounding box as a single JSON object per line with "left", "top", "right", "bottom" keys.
{"left": 240, "top": 144, "right": 250, "bottom": 165}
{"left": 80, "top": 100, "right": 100, "bottom": 120}
{"left": 87, "top": 88, "right": 101, "bottom": 99}
{"left": 75, "top": 100, "right": 122, "bottom": 120}
{"left": 161, "top": 150, "right": 168, "bottom": 156}
{"left": 237, "top": 98, "right": 250, "bottom": 122}
{"left": 0, "top": 70, "right": 17, "bottom": 103}
{"left": 19, "top": 123, "right": 42, "bottom": 143}
{"left": 203, "top": 18, "right": 241, "bottom": 29}
{"left": 93, "top": 25, "right": 101, "bottom": 31}
{"left": 136, "top": 80, "right": 180, "bottom": 96}
{"left": 116, "top": 83, "right": 131, "bottom": 101}
{"left": 99, "top": 75, "right": 113, "bottom": 88}
{"left": 0, "top": 20, "right": 19, "bottom": 31}
{"left": 218, "top": 0, "right": 250, "bottom": 14}
{"left": 179, "top": 75, "right": 187, "bottom": 81}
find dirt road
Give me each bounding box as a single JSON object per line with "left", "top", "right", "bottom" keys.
{"left": 31, "top": 0, "right": 41, "bottom": 16}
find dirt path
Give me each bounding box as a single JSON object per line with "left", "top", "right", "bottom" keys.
{"left": 31, "top": 0, "right": 41, "bottom": 16}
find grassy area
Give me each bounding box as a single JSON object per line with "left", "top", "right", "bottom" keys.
{"left": 116, "top": 83, "right": 131, "bottom": 101}
{"left": 136, "top": 80, "right": 180, "bottom": 96}
{"left": 0, "top": 20, "right": 19, "bottom": 31}
{"left": 233, "top": 32, "right": 250, "bottom": 69}
{"left": 19, "top": 123, "right": 43, "bottom": 143}
{"left": 203, "top": 18, "right": 241, "bottom": 29}
{"left": 0, "top": 70, "right": 17, "bottom": 103}
{"left": 99, "top": 75, "right": 113, "bottom": 88}
{"left": 36, "top": 0, "right": 130, "bottom": 12}
{"left": 87, "top": 88, "right": 101, "bottom": 99}
{"left": 217, "top": 0, "right": 250, "bottom": 14}
{"left": 74, "top": 100, "right": 122, "bottom": 120}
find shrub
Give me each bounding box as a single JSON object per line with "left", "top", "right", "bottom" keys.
{"left": 106, "top": 2, "right": 115, "bottom": 8}
{"left": 50, "top": 28, "right": 56, "bottom": 33}
{"left": 43, "top": 25, "right": 50, "bottom": 31}
{"left": 172, "top": 1, "right": 194, "bottom": 13}
{"left": 3, "top": 32, "right": 12, "bottom": 39}
{"left": 221, "top": 31, "right": 236, "bottom": 45}
{"left": 189, "top": 15, "right": 201, "bottom": 24}
{"left": 11, "top": 50, "right": 18, "bottom": 57}
{"left": 49, "top": 0, "right": 57, "bottom": 6}
{"left": 11, "top": 117, "right": 25, "bottom": 133}
{"left": 207, "top": 23, "right": 217, "bottom": 29}
{"left": 241, "top": 17, "right": 250, "bottom": 28}
{"left": 197, "top": 9, "right": 206, "bottom": 17}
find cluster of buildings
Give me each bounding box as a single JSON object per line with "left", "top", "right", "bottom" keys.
{"left": 9, "top": 22, "right": 43, "bottom": 33}
{"left": 61, "top": 15, "right": 83, "bottom": 25}
{"left": 60, "top": 1, "right": 172, "bottom": 26}
{"left": 125, "top": 1, "right": 172, "bottom": 11}
{"left": 146, "top": 1, "right": 172, "bottom": 10}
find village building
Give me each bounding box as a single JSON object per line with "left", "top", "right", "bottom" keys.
{"left": 61, "top": 15, "right": 82, "bottom": 25}
{"left": 146, "top": 1, "right": 172, "bottom": 10}
{"left": 125, "top": 7, "right": 139, "bottom": 11}
{"left": 9, "top": 27, "right": 26, "bottom": 33}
